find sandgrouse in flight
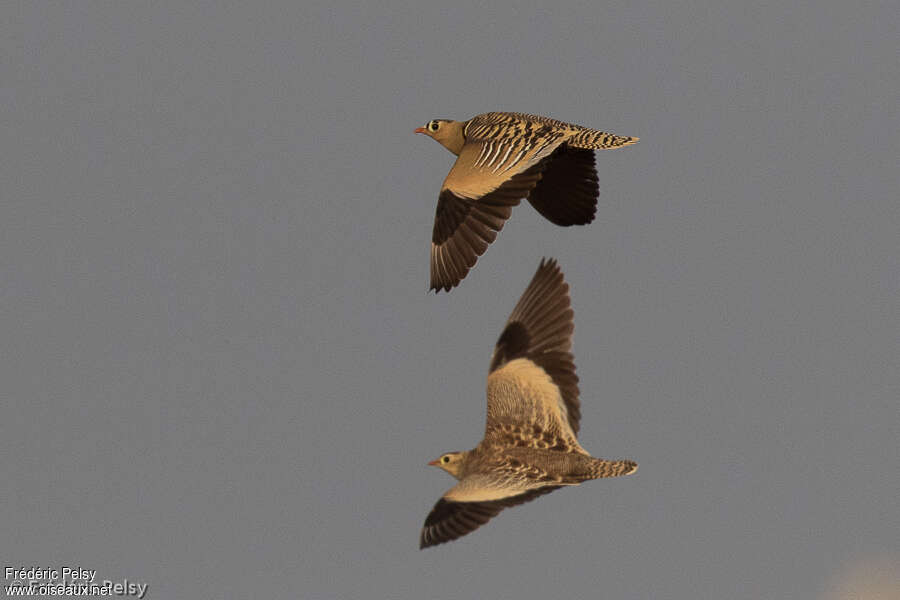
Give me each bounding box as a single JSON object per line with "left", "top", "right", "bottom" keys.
{"left": 420, "top": 259, "right": 637, "bottom": 548}
{"left": 416, "top": 112, "right": 638, "bottom": 292}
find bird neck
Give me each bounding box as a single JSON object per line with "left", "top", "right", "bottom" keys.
{"left": 458, "top": 448, "right": 481, "bottom": 479}
{"left": 439, "top": 122, "right": 466, "bottom": 156}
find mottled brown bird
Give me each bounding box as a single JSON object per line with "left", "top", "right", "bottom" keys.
{"left": 420, "top": 259, "right": 637, "bottom": 549}
{"left": 415, "top": 112, "right": 638, "bottom": 292}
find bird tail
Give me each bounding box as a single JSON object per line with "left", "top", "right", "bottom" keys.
{"left": 587, "top": 458, "right": 638, "bottom": 479}
{"left": 568, "top": 129, "right": 638, "bottom": 150}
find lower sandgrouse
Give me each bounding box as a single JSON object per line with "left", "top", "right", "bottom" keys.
{"left": 420, "top": 258, "right": 637, "bottom": 549}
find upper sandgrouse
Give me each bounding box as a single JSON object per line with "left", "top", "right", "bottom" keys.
{"left": 415, "top": 112, "right": 638, "bottom": 292}
{"left": 420, "top": 258, "right": 637, "bottom": 549}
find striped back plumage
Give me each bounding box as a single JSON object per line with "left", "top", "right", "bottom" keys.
{"left": 464, "top": 112, "right": 637, "bottom": 151}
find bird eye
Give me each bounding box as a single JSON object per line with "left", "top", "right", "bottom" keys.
{"left": 429, "top": 121, "right": 439, "bottom": 132}
{"left": 441, "top": 455, "right": 450, "bottom": 463}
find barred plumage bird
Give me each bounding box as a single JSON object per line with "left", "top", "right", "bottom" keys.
{"left": 415, "top": 112, "right": 638, "bottom": 292}
{"left": 420, "top": 259, "right": 637, "bottom": 549}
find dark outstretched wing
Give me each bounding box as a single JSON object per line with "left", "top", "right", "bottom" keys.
{"left": 430, "top": 168, "right": 541, "bottom": 292}
{"left": 487, "top": 258, "right": 581, "bottom": 436}
{"left": 526, "top": 147, "right": 599, "bottom": 226}
{"left": 419, "top": 487, "right": 561, "bottom": 549}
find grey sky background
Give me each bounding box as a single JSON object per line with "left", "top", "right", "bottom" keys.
{"left": 2, "top": 2, "right": 898, "bottom": 599}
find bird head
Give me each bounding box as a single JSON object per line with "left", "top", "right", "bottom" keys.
{"left": 414, "top": 119, "right": 465, "bottom": 155}
{"left": 428, "top": 451, "right": 466, "bottom": 479}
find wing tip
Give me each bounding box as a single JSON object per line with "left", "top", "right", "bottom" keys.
{"left": 429, "top": 275, "right": 461, "bottom": 293}
{"left": 538, "top": 256, "right": 560, "bottom": 273}
{"left": 532, "top": 257, "right": 569, "bottom": 302}
{"left": 419, "top": 531, "right": 449, "bottom": 550}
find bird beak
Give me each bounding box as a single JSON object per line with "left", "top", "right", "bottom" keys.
{"left": 427, "top": 459, "right": 440, "bottom": 466}
{"left": 414, "top": 127, "right": 426, "bottom": 134}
